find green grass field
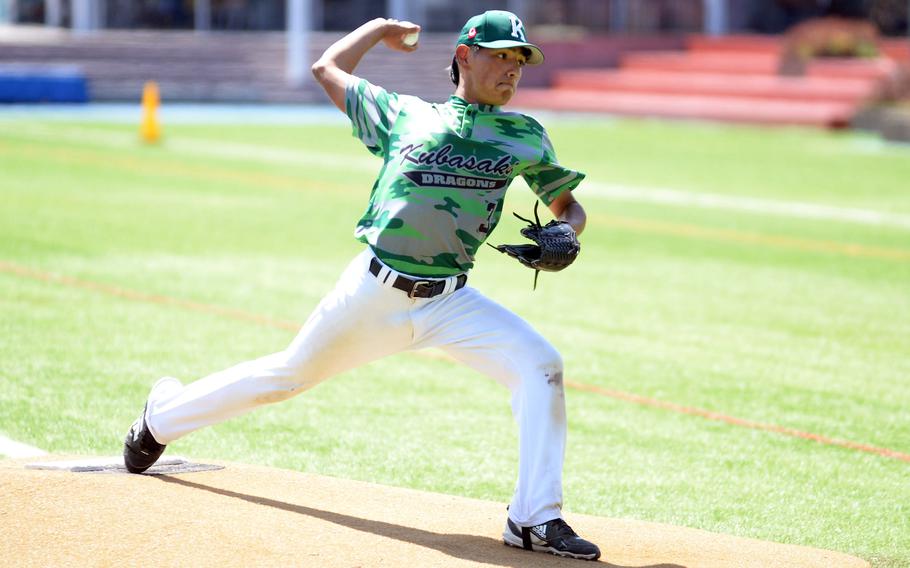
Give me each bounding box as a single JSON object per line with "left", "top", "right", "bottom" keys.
{"left": 2, "top": 111, "right": 909, "bottom": 567}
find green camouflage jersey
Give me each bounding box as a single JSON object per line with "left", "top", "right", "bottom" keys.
{"left": 345, "top": 77, "right": 585, "bottom": 278}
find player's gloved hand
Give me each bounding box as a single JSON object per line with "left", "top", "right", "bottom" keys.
{"left": 490, "top": 201, "right": 580, "bottom": 289}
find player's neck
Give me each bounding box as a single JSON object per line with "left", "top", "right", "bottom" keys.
{"left": 453, "top": 84, "right": 503, "bottom": 107}
{"left": 453, "top": 84, "right": 477, "bottom": 104}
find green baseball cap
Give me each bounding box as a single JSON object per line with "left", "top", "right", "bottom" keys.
{"left": 456, "top": 10, "right": 544, "bottom": 65}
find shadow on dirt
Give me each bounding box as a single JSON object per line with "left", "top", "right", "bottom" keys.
{"left": 157, "top": 475, "right": 685, "bottom": 568}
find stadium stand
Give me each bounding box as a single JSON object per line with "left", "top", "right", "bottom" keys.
{"left": 512, "top": 34, "right": 909, "bottom": 128}
{"left": 0, "top": 26, "right": 459, "bottom": 104}
{"left": 1, "top": 25, "right": 906, "bottom": 130}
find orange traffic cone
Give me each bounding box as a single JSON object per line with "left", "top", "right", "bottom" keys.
{"left": 140, "top": 81, "right": 161, "bottom": 144}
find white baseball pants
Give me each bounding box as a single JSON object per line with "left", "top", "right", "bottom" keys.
{"left": 145, "top": 248, "right": 567, "bottom": 527}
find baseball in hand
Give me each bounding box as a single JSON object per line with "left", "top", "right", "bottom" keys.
{"left": 403, "top": 32, "right": 419, "bottom": 46}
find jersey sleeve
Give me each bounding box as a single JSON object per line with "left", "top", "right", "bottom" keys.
{"left": 521, "top": 129, "right": 586, "bottom": 205}
{"left": 345, "top": 77, "right": 402, "bottom": 158}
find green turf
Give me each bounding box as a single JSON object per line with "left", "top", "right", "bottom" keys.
{"left": 1, "top": 114, "right": 908, "bottom": 567}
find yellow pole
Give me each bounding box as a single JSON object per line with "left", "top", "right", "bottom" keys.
{"left": 140, "top": 81, "right": 161, "bottom": 144}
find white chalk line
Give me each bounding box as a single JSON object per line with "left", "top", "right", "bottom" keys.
{"left": 7, "top": 122, "right": 910, "bottom": 230}
{"left": 0, "top": 434, "right": 47, "bottom": 458}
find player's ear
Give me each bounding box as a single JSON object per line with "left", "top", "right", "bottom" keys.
{"left": 455, "top": 44, "right": 471, "bottom": 68}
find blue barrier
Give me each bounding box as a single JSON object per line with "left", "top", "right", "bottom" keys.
{"left": 0, "top": 65, "right": 89, "bottom": 103}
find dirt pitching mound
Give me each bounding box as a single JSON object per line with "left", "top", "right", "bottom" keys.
{"left": 1, "top": 456, "right": 868, "bottom": 567}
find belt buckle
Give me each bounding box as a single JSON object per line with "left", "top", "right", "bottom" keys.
{"left": 408, "top": 280, "right": 432, "bottom": 298}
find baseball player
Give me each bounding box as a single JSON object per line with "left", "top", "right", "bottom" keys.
{"left": 124, "top": 10, "right": 599, "bottom": 561}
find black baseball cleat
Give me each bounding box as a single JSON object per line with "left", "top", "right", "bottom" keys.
{"left": 503, "top": 517, "right": 601, "bottom": 561}
{"left": 123, "top": 377, "right": 181, "bottom": 473}
{"left": 123, "top": 402, "right": 166, "bottom": 473}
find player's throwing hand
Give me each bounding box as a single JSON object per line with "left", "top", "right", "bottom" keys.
{"left": 381, "top": 19, "right": 420, "bottom": 52}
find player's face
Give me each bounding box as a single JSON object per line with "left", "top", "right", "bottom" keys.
{"left": 464, "top": 47, "right": 527, "bottom": 105}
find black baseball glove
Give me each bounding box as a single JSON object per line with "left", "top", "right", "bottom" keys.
{"left": 490, "top": 201, "right": 581, "bottom": 289}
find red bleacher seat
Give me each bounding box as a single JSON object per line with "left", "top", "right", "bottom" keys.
{"left": 511, "top": 34, "right": 902, "bottom": 128}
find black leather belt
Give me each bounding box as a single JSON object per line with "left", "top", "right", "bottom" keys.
{"left": 369, "top": 257, "right": 467, "bottom": 299}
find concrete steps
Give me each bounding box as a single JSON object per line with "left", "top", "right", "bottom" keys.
{"left": 880, "top": 39, "right": 910, "bottom": 64}
{"left": 0, "top": 27, "right": 458, "bottom": 104}
{"left": 619, "top": 51, "right": 781, "bottom": 75}
{"left": 685, "top": 35, "right": 783, "bottom": 55}
{"left": 805, "top": 57, "right": 899, "bottom": 80}
{"left": 511, "top": 34, "right": 905, "bottom": 128}
{"left": 513, "top": 89, "right": 854, "bottom": 127}
{"left": 1, "top": 27, "right": 904, "bottom": 122}
{"left": 552, "top": 69, "right": 878, "bottom": 103}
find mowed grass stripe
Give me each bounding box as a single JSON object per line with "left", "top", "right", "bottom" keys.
{"left": 4, "top": 138, "right": 908, "bottom": 263}
{"left": 6, "top": 120, "right": 909, "bottom": 229}
{"left": 567, "top": 381, "right": 910, "bottom": 463}
{"left": 0, "top": 139, "right": 322, "bottom": 195}
{"left": 596, "top": 214, "right": 910, "bottom": 261}
{"left": 4, "top": 258, "right": 908, "bottom": 464}
{"left": 0, "top": 260, "right": 299, "bottom": 331}
{"left": 4, "top": 120, "right": 376, "bottom": 171}
{"left": 586, "top": 183, "right": 910, "bottom": 230}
